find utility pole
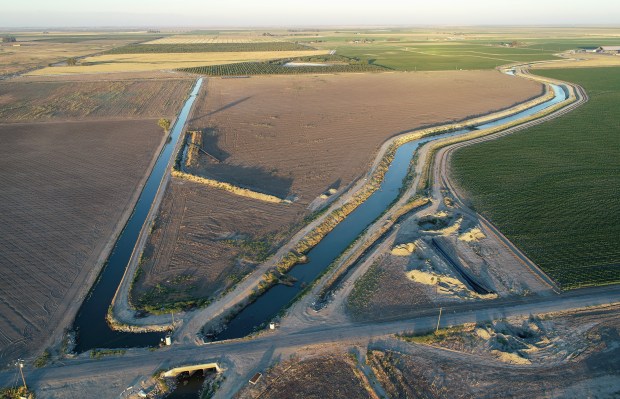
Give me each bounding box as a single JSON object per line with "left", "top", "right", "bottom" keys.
{"left": 17, "top": 359, "right": 27, "bottom": 390}
{"left": 435, "top": 307, "right": 443, "bottom": 334}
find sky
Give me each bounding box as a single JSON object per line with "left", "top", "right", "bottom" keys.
{"left": 2, "top": 0, "right": 620, "bottom": 28}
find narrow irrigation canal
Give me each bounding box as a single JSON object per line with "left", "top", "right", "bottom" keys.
{"left": 214, "top": 82, "right": 568, "bottom": 341}
{"left": 73, "top": 78, "right": 203, "bottom": 352}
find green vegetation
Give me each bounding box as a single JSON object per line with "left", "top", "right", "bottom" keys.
{"left": 1, "top": 36, "right": 17, "bottom": 43}
{"left": 179, "top": 55, "right": 386, "bottom": 76}
{"left": 33, "top": 349, "right": 51, "bottom": 368}
{"left": 0, "top": 386, "right": 35, "bottom": 399}
{"left": 158, "top": 118, "right": 171, "bottom": 133}
{"left": 346, "top": 261, "right": 384, "bottom": 318}
{"left": 106, "top": 42, "right": 313, "bottom": 54}
{"left": 398, "top": 326, "right": 466, "bottom": 344}
{"left": 222, "top": 236, "right": 273, "bottom": 263}
{"left": 452, "top": 67, "right": 620, "bottom": 289}
{"left": 90, "top": 348, "right": 126, "bottom": 359}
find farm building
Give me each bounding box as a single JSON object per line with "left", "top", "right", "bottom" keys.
{"left": 596, "top": 46, "right": 620, "bottom": 54}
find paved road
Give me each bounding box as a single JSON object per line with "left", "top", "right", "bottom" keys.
{"left": 2, "top": 284, "right": 618, "bottom": 389}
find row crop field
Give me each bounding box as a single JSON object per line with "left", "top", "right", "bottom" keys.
{"left": 179, "top": 55, "right": 387, "bottom": 76}
{"left": 451, "top": 67, "right": 620, "bottom": 289}
{"left": 106, "top": 42, "right": 314, "bottom": 54}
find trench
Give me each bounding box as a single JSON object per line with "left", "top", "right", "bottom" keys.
{"left": 213, "top": 81, "right": 568, "bottom": 341}
{"left": 72, "top": 78, "right": 203, "bottom": 353}
{"left": 73, "top": 75, "right": 567, "bottom": 351}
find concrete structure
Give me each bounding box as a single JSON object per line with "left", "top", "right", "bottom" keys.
{"left": 597, "top": 46, "right": 620, "bottom": 54}
{"left": 162, "top": 362, "right": 221, "bottom": 378}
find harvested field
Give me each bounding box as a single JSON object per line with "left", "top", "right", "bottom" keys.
{"left": 0, "top": 78, "right": 193, "bottom": 121}
{"left": 188, "top": 71, "right": 542, "bottom": 204}
{"left": 0, "top": 119, "right": 164, "bottom": 361}
{"left": 147, "top": 35, "right": 290, "bottom": 45}
{"left": 106, "top": 42, "right": 313, "bottom": 54}
{"left": 130, "top": 179, "right": 304, "bottom": 312}
{"left": 235, "top": 354, "right": 374, "bottom": 399}
{"left": 28, "top": 50, "right": 330, "bottom": 75}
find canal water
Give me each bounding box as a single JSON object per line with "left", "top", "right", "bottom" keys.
{"left": 73, "top": 77, "right": 567, "bottom": 350}
{"left": 72, "top": 78, "right": 203, "bottom": 352}
{"left": 214, "top": 82, "right": 568, "bottom": 341}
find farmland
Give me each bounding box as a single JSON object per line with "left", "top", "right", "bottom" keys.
{"left": 179, "top": 56, "right": 386, "bottom": 76}
{"left": 0, "top": 32, "right": 161, "bottom": 77}
{"left": 106, "top": 42, "right": 313, "bottom": 54}
{"left": 0, "top": 78, "right": 192, "bottom": 121}
{"left": 186, "top": 71, "right": 541, "bottom": 203}
{"left": 131, "top": 179, "right": 304, "bottom": 312}
{"left": 28, "top": 50, "right": 329, "bottom": 75}
{"left": 451, "top": 67, "right": 620, "bottom": 289}
{"left": 0, "top": 119, "right": 164, "bottom": 361}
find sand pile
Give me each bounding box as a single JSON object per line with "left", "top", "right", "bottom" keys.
{"left": 391, "top": 242, "right": 416, "bottom": 256}
{"left": 459, "top": 227, "right": 486, "bottom": 242}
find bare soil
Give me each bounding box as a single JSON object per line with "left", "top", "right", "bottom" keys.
{"left": 0, "top": 120, "right": 164, "bottom": 361}
{"left": 130, "top": 178, "right": 305, "bottom": 310}
{"left": 188, "top": 71, "right": 542, "bottom": 203}
{"left": 368, "top": 338, "right": 620, "bottom": 398}
{"left": 235, "top": 354, "right": 373, "bottom": 399}
{"left": 0, "top": 78, "right": 193, "bottom": 122}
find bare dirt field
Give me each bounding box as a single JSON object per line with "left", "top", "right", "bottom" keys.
{"left": 0, "top": 119, "right": 164, "bottom": 362}
{"left": 400, "top": 304, "right": 620, "bottom": 366}
{"left": 235, "top": 354, "right": 374, "bottom": 399}
{"left": 0, "top": 38, "right": 140, "bottom": 77}
{"left": 130, "top": 179, "right": 305, "bottom": 312}
{"left": 368, "top": 305, "right": 620, "bottom": 398}
{"left": 0, "top": 78, "right": 193, "bottom": 121}
{"left": 188, "top": 71, "right": 542, "bottom": 204}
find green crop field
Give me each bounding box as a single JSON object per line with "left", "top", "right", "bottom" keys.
{"left": 106, "top": 42, "right": 313, "bottom": 54}
{"left": 451, "top": 67, "right": 620, "bottom": 289}
{"left": 179, "top": 55, "right": 386, "bottom": 76}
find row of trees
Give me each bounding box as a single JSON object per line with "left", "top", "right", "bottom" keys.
{"left": 2, "top": 36, "right": 17, "bottom": 43}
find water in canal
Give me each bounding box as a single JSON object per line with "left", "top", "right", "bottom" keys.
{"left": 73, "top": 78, "right": 567, "bottom": 349}
{"left": 214, "top": 82, "right": 568, "bottom": 340}
{"left": 72, "top": 78, "right": 203, "bottom": 352}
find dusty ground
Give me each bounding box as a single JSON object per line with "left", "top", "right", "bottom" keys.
{"left": 130, "top": 178, "right": 305, "bottom": 310}
{"left": 188, "top": 71, "right": 542, "bottom": 204}
{"left": 0, "top": 78, "right": 193, "bottom": 121}
{"left": 400, "top": 304, "right": 620, "bottom": 366}
{"left": 0, "top": 39, "right": 135, "bottom": 77}
{"left": 0, "top": 120, "right": 164, "bottom": 362}
{"left": 234, "top": 354, "right": 374, "bottom": 399}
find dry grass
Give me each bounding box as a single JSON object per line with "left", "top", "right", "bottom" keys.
{"left": 146, "top": 35, "right": 287, "bottom": 44}
{"left": 0, "top": 79, "right": 193, "bottom": 121}
{"left": 0, "top": 119, "right": 164, "bottom": 361}
{"left": 235, "top": 355, "right": 373, "bottom": 399}
{"left": 28, "top": 50, "right": 330, "bottom": 75}
{"left": 130, "top": 179, "right": 304, "bottom": 311}
{"left": 534, "top": 53, "right": 620, "bottom": 69}
{"left": 0, "top": 39, "right": 139, "bottom": 76}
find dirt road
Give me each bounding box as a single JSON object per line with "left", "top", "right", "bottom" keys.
{"left": 1, "top": 284, "right": 618, "bottom": 397}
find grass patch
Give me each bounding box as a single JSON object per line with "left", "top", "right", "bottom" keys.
{"left": 90, "top": 349, "right": 126, "bottom": 359}
{"left": 452, "top": 67, "right": 620, "bottom": 289}
{"left": 346, "top": 261, "right": 384, "bottom": 318}
{"left": 33, "top": 349, "right": 51, "bottom": 368}
{"left": 398, "top": 326, "right": 466, "bottom": 344}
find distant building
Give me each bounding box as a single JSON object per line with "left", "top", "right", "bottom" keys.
{"left": 596, "top": 46, "right": 620, "bottom": 54}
